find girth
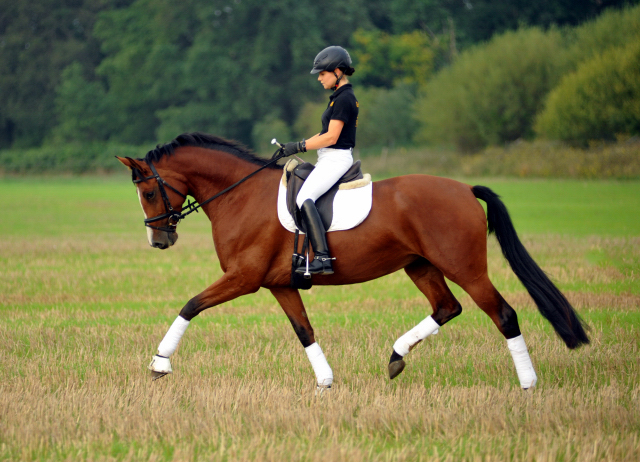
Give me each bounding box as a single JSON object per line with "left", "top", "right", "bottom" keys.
{"left": 285, "top": 160, "right": 363, "bottom": 232}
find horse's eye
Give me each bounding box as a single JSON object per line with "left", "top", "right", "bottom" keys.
{"left": 145, "top": 191, "right": 155, "bottom": 201}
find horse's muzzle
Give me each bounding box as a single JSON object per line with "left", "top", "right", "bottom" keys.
{"left": 151, "top": 231, "right": 178, "bottom": 249}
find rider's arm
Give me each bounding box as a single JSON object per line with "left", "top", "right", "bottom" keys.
{"left": 305, "top": 119, "right": 345, "bottom": 151}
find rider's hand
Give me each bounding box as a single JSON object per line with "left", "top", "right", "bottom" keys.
{"left": 282, "top": 140, "right": 306, "bottom": 157}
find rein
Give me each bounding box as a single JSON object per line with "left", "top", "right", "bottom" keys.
{"left": 134, "top": 148, "right": 286, "bottom": 232}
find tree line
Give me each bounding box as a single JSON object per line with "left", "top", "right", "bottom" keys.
{"left": 0, "top": 0, "right": 637, "bottom": 152}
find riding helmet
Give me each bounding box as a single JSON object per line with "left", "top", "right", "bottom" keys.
{"left": 310, "top": 46, "right": 352, "bottom": 74}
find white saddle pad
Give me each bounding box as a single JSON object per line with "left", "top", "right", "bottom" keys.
{"left": 277, "top": 165, "right": 373, "bottom": 233}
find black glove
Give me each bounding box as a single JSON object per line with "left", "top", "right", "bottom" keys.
{"left": 282, "top": 139, "right": 306, "bottom": 157}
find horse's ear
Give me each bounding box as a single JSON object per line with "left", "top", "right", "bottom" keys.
{"left": 116, "top": 156, "right": 143, "bottom": 171}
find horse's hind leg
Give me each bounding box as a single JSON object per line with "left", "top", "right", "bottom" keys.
{"left": 389, "top": 259, "right": 462, "bottom": 379}
{"left": 270, "top": 287, "right": 333, "bottom": 392}
{"left": 460, "top": 274, "right": 537, "bottom": 389}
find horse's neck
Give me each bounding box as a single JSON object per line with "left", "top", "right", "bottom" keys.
{"left": 172, "top": 147, "right": 279, "bottom": 214}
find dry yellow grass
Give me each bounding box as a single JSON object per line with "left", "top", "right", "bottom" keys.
{"left": 0, "top": 302, "right": 638, "bottom": 462}
{"left": 1, "top": 220, "right": 639, "bottom": 460}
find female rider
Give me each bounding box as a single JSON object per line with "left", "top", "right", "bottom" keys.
{"left": 282, "top": 46, "right": 359, "bottom": 276}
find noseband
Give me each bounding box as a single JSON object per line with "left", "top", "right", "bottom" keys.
{"left": 133, "top": 148, "right": 286, "bottom": 233}
{"left": 133, "top": 162, "right": 193, "bottom": 233}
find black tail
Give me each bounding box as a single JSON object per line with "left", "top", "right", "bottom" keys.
{"left": 472, "top": 185, "right": 589, "bottom": 349}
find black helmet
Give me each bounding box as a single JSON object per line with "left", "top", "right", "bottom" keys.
{"left": 310, "top": 46, "right": 352, "bottom": 74}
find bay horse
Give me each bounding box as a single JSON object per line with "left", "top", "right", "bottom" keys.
{"left": 117, "top": 132, "right": 589, "bottom": 391}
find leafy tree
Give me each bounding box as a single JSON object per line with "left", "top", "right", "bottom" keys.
{"left": 350, "top": 29, "right": 435, "bottom": 88}
{"left": 535, "top": 41, "right": 640, "bottom": 143}
{"left": 0, "top": 0, "right": 133, "bottom": 148}
{"left": 356, "top": 84, "right": 419, "bottom": 148}
{"left": 383, "top": 0, "right": 639, "bottom": 46}
{"left": 153, "top": 0, "right": 370, "bottom": 147}
{"left": 565, "top": 2, "right": 640, "bottom": 65}
{"left": 251, "top": 115, "right": 291, "bottom": 155}
{"left": 92, "top": 0, "right": 198, "bottom": 144}
{"left": 415, "top": 27, "right": 569, "bottom": 151}
{"left": 52, "top": 62, "right": 113, "bottom": 143}
{"left": 2, "top": 0, "right": 638, "bottom": 153}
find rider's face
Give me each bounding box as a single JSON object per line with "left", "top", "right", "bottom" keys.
{"left": 318, "top": 70, "right": 341, "bottom": 89}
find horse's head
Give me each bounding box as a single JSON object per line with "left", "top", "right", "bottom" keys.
{"left": 117, "top": 156, "right": 188, "bottom": 249}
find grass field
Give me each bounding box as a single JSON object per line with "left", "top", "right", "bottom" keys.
{"left": 1, "top": 175, "right": 639, "bottom": 461}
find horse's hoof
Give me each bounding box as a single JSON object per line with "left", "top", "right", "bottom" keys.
{"left": 388, "top": 359, "right": 406, "bottom": 380}
{"left": 148, "top": 354, "right": 172, "bottom": 381}
{"left": 150, "top": 370, "right": 169, "bottom": 381}
{"left": 315, "top": 384, "right": 332, "bottom": 396}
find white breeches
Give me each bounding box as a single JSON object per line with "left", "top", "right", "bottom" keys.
{"left": 296, "top": 147, "right": 354, "bottom": 208}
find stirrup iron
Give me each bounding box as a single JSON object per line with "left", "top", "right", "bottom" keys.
{"left": 304, "top": 250, "right": 311, "bottom": 279}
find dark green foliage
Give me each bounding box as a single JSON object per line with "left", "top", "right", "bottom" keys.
{"left": 251, "top": 116, "right": 291, "bottom": 155}
{"left": 292, "top": 101, "right": 327, "bottom": 141}
{"left": 0, "top": 0, "right": 135, "bottom": 149}
{"left": 565, "top": 3, "right": 640, "bottom": 65}
{"left": 1, "top": 0, "right": 639, "bottom": 164}
{"left": 150, "top": 0, "right": 369, "bottom": 147}
{"left": 52, "top": 62, "right": 113, "bottom": 143}
{"left": 535, "top": 42, "right": 640, "bottom": 143}
{"left": 440, "top": 0, "right": 636, "bottom": 45}
{"left": 350, "top": 29, "right": 435, "bottom": 89}
{"left": 415, "top": 27, "right": 569, "bottom": 151}
{"left": 155, "top": 103, "right": 226, "bottom": 146}
{"left": 0, "top": 142, "right": 142, "bottom": 174}
{"left": 533, "top": 5, "right": 640, "bottom": 143}
{"left": 356, "top": 84, "right": 419, "bottom": 148}
{"left": 360, "top": 0, "right": 636, "bottom": 47}
{"left": 91, "top": 0, "right": 198, "bottom": 144}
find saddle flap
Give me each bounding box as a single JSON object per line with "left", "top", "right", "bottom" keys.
{"left": 293, "top": 163, "right": 315, "bottom": 181}
{"left": 285, "top": 159, "right": 366, "bottom": 233}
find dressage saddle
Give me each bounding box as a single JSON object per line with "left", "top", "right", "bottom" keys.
{"left": 285, "top": 160, "right": 363, "bottom": 233}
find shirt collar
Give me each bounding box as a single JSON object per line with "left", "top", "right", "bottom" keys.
{"left": 330, "top": 83, "right": 352, "bottom": 100}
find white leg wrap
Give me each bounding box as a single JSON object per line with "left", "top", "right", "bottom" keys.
{"left": 507, "top": 334, "right": 537, "bottom": 389}
{"left": 393, "top": 315, "right": 440, "bottom": 357}
{"left": 157, "top": 316, "right": 190, "bottom": 357}
{"left": 305, "top": 343, "right": 333, "bottom": 387}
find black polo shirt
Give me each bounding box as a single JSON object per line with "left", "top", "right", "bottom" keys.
{"left": 320, "top": 83, "right": 358, "bottom": 149}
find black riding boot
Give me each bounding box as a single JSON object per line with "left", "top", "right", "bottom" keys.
{"left": 296, "top": 199, "right": 334, "bottom": 276}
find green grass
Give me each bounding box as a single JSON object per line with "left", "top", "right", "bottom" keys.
{"left": 4, "top": 176, "right": 640, "bottom": 237}
{"left": 469, "top": 179, "right": 640, "bottom": 236}
{"left": 2, "top": 176, "right": 638, "bottom": 308}
{"left": 1, "top": 176, "right": 639, "bottom": 461}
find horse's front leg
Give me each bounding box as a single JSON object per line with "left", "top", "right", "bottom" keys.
{"left": 148, "top": 270, "right": 260, "bottom": 380}
{"left": 270, "top": 287, "right": 333, "bottom": 393}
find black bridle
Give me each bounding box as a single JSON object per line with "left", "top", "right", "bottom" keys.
{"left": 133, "top": 148, "right": 286, "bottom": 233}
